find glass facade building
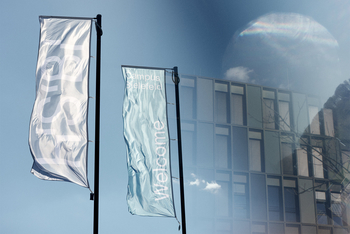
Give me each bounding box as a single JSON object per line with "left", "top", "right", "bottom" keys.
{"left": 167, "top": 74, "right": 350, "bottom": 234}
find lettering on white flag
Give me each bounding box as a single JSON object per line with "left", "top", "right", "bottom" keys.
{"left": 29, "top": 16, "right": 92, "bottom": 188}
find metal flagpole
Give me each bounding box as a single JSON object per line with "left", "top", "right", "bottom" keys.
{"left": 92, "top": 14, "right": 102, "bottom": 234}
{"left": 173, "top": 67, "right": 187, "bottom": 234}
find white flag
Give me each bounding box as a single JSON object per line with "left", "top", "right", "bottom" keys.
{"left": 29, "top": 16, "right": 92, "bottom": 187}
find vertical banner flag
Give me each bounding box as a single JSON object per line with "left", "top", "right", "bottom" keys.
{"left": 122, "top": 66, "right": 176, "bottom": 217}
{"left": 29, "top": 16, "right": 92, "bottom": 187}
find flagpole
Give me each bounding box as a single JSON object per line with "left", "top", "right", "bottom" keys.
{"left": 173, "top": 67, "right": 187, "bottom": 234}
{"left": 93, "top": 14, "right": 102, "bottom": 234}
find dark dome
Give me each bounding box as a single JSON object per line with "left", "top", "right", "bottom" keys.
{"left": 222, "top": 13, "right": 341, "bottom": 97}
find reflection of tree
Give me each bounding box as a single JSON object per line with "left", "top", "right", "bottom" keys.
{"left": 262, "top": 85, "right": 349, "bottom": 178}
{"left": 262, "top": 80, "right": 350, "bottom": 224}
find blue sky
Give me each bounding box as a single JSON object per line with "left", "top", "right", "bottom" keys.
{"left": 2, "top": 0, "right": 350, "bottom": 233}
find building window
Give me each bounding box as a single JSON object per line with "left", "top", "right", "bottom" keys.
{"left": 265, "top": 131, "right": 281, "bottom": 174}
{"left": 231, "top": 84, "right": 245, "bottom": 125}
{"left": 180, "top": 76, "right": 196, "bottom": 120}
{"left": 284, "top": 178, "right": 299, "bottom": 222}
{"left": 301, "top": 225, "right": 316, "bottom": 234}
{"left": 232, "top": 221, "right": 250, "bottom": 234}
{"left": 278, "top": 92, "right": 291, "bottom": 131}
{"left": 196, "top": 169, "right": 215, "bottom": 216}
{"left": 309, "top": 105, "right": 320, "bottom": 134}
{"left": 333, "top": 227, "right": 350, "bottom": 234}
{"left": 215, "top": 82, "right": 230, "bottom": 123}
{"left": 197, "top": 77, "right": 213, "bottom": 121}
{"left": 297, "top": 145, "right": 309, "bottom": 177}
{"left": 215, "top": 126, "right": 231, "bottom": 169}
{"left": 269, "top": 223, "right": 284, "bottom": 234}
{"left": 267, "top": 177, "right": 283, "bottom": 221}
{"left": 263, "top": 89, "right": 276, "bottom": 129}
{"left": 232, "top": 127, "right": 248, "bottom": 171}
{"left": 197, "top": 122, "right": 214, "bottom": 167}
{"left": 308, "top": 96, "right": 321, "bottom": 135}
{"left": 285, "top": 224, "right": 300, "bottom": 234}
{"left": 318, "top": 227, "right": 331, "bottom": 234}
{"left": 312, "top": 147, "right": 324, "bottom": 178}
{"left": 196, "top": 218, "right": 214, "bottom": 233}
{"left": 342, "top": 150, "right": 350, "bottom": 179}
{"left": 215, "top": 219, "right": 232, "bottom": 234}
{"left": 299, "top": 179, "right": 316, "bottom": 223}
{"left": 181, "top": 122, "right": 196, "bottom": 166}
{"left": 249, "top": 130, "right": 263, "bottom": 172}
{"left": 316, "top": 191, "right": 329, "bottom": 225}
{"left": 323, "top": 108, "right": 334, "bottom": 137}
{"left": 215, "top": 171, "right": 231, "bottom": 217}
{"left": 281, "top": 135, "right": 295, "bottom": 175}
{"left": 331, "top": 192, "right": 343, "bottom": 226}
{"left": 233, "top": 173, "right": 249, "bottom": 218}
{"left": 251, "top": 174, "right": 267, "bottom": 220}
{"left": 252, "top": 222, "right": 267, "bottom": 234}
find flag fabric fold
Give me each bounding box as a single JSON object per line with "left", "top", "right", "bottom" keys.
{"left": 122, "top": 66, "right": 176, "bottom": 217}
{"left": 29, "top": 16, "right": 92, "bottom": 188}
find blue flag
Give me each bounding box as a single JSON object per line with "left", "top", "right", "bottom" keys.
{"left": 122, "top": 66, "right": 175, "bottom": 217}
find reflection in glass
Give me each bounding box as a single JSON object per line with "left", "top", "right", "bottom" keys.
{"left": 342, "top": 151, "right": 350, "bottom": 181}
{"left": 316, "top": 191, "right": 328, "bottom": 224}
{"left": 222, "top": 13, "right": 341, "bottom": 97}
{"left": 249, "top": 139, "right": 262, "bottom": 171}
{"left": 252, "top": 222, "right": 266, "bottom": 234}
{"left": 231, "top": 94, "right": 244, "bottom": 125}
{"left": 249, "top": 130, "right": 263, "bottom": 172}
{"left": 263, "top": 93, "right": 276, "bottom": 129}
{"left": 251, "top": 174, "right": 267, "bottom": 220}
{"left": 233, "top": 173, "right": 249, "bottom": 218}
{"left": 284, "top": 179, "right": 299, "bottom": 222}
{"left": 279, "top": 100, "right": 291, "bottom": 131}
{"left": 215, "top": 126, "right": 231, "bottom": 169}
{"left": 197, "top": 78, "right": 213, "bottom": 121}
{"left": 334, "top": 227, "right": 350, "bottom": 234}
{"left": 232, "top": 127, "right": 248, "bottom": 170}
{"left": 282, "top": 142, "right": 294, "bottom": 175}
{"left": 331, "top": 192, "right": 343, "bottom": 226}
{"left": 182, "top": 122, "right": 195, "bottom": 166}
{"left": 301, "top": 226, "right": 316, "bottom": 234}
{"left": 215, "top": 82, "right": 230, "bottom": 123}
{"left": 297, "top": 146, "right": 308, "bottom": 176}
{"left": 269, "top": 223, "right": 284, "bottom": 234}
{"left": 318, "top": 227, "right": 331, "bottom": 234}
{"left": 323, "top": 109, "right": 334, "bottom": 137}
{"left": 197, "top": 122, "right": 213, "bottom": 167}
{"left": 180, "top": 77, "right": 196, "bottom": 120}
{"left": 215, "top": 171, "right": 231, "bottom": 217}
{"left": 312, "top": 147, "right": 324, "bottom": 178}
{"left": 196, "top": 169, "right": 215, "bottom": 217}
{"left": 308, "top": 105, "right": 320, "bottom": 135}
{"left": 267, "top": 177, "right": 282, "bottom": 221}
{"left": 215, "top": 220, "right": 232, "bottom": 234}
{"left": 178, "top": 10, "right": 350, "bottom": 232}
{"left": 233, "top": 221, "right": 250, "bottom": 234}
{"left": 285, "top": 225, "right": 300, "bottom": 234}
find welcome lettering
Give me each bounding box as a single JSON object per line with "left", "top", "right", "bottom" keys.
{"left": 152, "top": 120, "right": 169, "bottom": 201}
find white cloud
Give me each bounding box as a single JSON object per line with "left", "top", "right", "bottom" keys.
{"left": 203, "top": 181, "right": 221, "bottom": 193}
{"left": 188, "top": 173, "right": 221, "bottom": 194}
{"left": 189, "top": 178, "right": 201, "bottom": 186}
{"left": 225, "top": 66, "right": 253, "bottom": 82}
